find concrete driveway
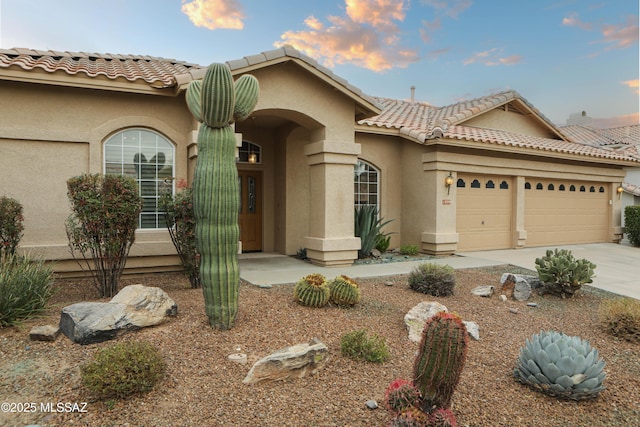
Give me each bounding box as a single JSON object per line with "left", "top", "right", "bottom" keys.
{"left": 458, "top": 243, "right": 640, "bottom": 299}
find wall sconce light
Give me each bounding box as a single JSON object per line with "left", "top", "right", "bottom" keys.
{"left": 617, "top": 183, "right": 624, "bottom": 199}
{"left": 248, "top": 151, "right": 257, "bottom": 163}
{"left": 444, "top": 172, "right": 454, "bottom": 195}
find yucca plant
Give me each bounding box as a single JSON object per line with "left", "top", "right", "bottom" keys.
{"left": 514, "top": 330, "right": 606, "bottom": 400}
{"left": 329, "top": 275, "right": 361, "bottom": 306}
{"left": 294, "top": 273, "right": 330, "bottom": 307}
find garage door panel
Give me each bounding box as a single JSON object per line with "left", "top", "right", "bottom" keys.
{"left": 457, "top": 175, "right": 512, "bottom": 251}
{"left": 525, "top": 179, "right": 608, "bottom": 247}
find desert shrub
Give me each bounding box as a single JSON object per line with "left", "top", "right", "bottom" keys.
{"left": 66, "top": 174, "right": 142, "bottom": 298}
{"left": 81, "top": 341, "right": 165, "bottom": 400}
{"left": 599, "top": 297, "right": 640, "bottom": 343}
{"left": 0, "top": 254, "right": 54, "bottom": 326}
{"left": 375, "top": 233, "right": 391, "bottom": 253}
{"left": 354, "top": 205, "right": 393, "bottom": 258}
{"left": 625, "top": 205, "right": 640, "bottom": 247}
{"left": 160, "top": 185, "right": 200, "bottom": 288}
{"left": 0, "top": 196, "right": 24, "bottom": 262}
{"left": 535, "top": 248, "right": 596, "bottom": 298}
{"left": 340, "top": 329, "right": 390, "bottom": 363}
{"left": 408, "top": 262, "right": 455, "bottom": 296}
{"left": 399, "top": 244, "right": 419, "bottom": 256}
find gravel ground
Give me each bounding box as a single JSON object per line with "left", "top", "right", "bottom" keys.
{"left": 1, "top": 265, "right": 639, "bottom": 427}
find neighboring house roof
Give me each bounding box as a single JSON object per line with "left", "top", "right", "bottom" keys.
{"left": 359, "top": 92, "right": 639, "bottom": 163}
{"left": 622, "top": 182, "right": 640, "bottom": 197}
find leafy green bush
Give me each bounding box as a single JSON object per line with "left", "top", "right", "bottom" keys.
{"left": 66, "top": 174, "right": 142, "bottom": 298}
{"left": 340, "top": 329, "right": 390, "bottom": 363}
{"left": 599, "top": 297, "right": 640, "bottom": 343}
{"left": 375, "top": 234, "right": 391, "bottom": 253}
{"left": 399, "top": 244, "right": 419, "bottom": 256}
{"left": 354, "top": 205, "right": 393, "bottom": 258}
{"left": 0, "top": 196, "right": 24, "bottom": 262}
{"left": 81, "top": 341, "right": 165, "bottom": 400}
{"left": 535, "top": 248, "right": 596, "bottom": 298}
{"left": 160, "top": 185, "right": 200, "bottom": 289}
{"left": 0, "top": 254, "right": 54, "bottom": 326}
{"left": 624, "top": 205, "right": 640, "bottom": 247}
{"left": 408, "top": 262, "right": 455, "bottom": 296}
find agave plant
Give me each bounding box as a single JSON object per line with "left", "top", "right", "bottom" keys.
{"left": 514, "top": 330, "right": 606, "bottom": 401}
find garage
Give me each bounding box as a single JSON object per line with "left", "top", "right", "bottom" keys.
{"left": 456, "top": 174, "right": 513, "bottom": 251}
{"left": 524, "top": 179, "right": 609, "bottom": 247}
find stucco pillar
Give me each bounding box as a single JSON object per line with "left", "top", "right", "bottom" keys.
{"left": 303, "top": 140, "right": 361, "bottom": 266}
{"left": 420, "top": 167, "right": 458, "bottom": 255}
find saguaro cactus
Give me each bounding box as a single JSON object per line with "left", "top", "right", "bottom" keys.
{"left": 185, "top": 63, "right": 259, "bottom": 329}
{"left": 412, "top": 312, "right": 468, "bottom": 413}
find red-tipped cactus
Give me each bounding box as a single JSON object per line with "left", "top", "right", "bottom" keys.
{"left": 428, "top": 408, "right": 457, "bottom": 427}
{"left": 185, "top": 63, "right": 259, "bottom": 329}
{"left": 412, "top": 312, "right": 468, "bottom": 413}
{"left": 384, "top": 378, "right": 421, "bottom": 415}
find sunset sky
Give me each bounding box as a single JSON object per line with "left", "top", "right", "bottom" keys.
{"left": 1, "top": 0, "right": 638, "bottom": 127}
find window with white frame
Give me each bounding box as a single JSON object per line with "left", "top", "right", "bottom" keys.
{"left": 104, "top": 128, "right": 175, "bottom": 229}
{"left": 354, "top": 159, "right": 379, "bottom": 208}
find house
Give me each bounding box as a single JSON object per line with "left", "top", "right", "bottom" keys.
{"left": 0, "top": 46, "right": 637, "bottom": 275}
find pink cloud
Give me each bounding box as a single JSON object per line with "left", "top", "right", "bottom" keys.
{"left": 563, "top": 12, "right": 639, "bottom": 51}
{"left": 463, "top": 48, "right": 522, "bottom": 66}
{"left": 420, "top": 18, "right": 442, "bottom": 43}
{"left": 275, "top": 0, "right": 418, "bottom": 72}
{"left": 622, "top": 79, "right": 640, "bottom": 95}
{"left": 562, "top": 12, "right": 593, "bottom": 30}
{"left": 181, "top": 0, "right": 245, "bottom": 30}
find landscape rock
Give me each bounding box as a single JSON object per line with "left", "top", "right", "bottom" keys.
{"left": 242, "top": 338, "right": 328, "bottom": 384}
{"left": 59, "top": 285, "right": 177, "bottom": 345}
{"left": 500, "top": 274, "right": 543, "bottom": 301}
{"left": 463, "top": 321, "right": 480, "bottom": 340}
{"left": 404, "top": 301, "right": 448, "bottom": 342}
{"left": 29, "top": 325, "right": 60, "bottom": 342}
{"left": 471, "top": 286, "right": 495, "bottom": 297}
{"left": 365, "top": 400, "right": 378, "bottom": 409}
{"left": 499, "top": 295, "right": 508, "bottom": 302}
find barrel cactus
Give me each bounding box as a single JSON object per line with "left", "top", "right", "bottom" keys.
{"left": 294, "top": 273, "right": 330, "bottom": 307}
{"left": 383, "top": 378, "right": 421, "bottom": 415}
{"left": 413, "top": 312, "right": 468, "bottom": 413}
{"left": 185, "top": 63, "right": 259, "bottom": 329}
{"left": 329, "top": 275, "right": 361, "bottom": 306}
{"left": 514, "top": 330, "right": 606, "bottom": 400}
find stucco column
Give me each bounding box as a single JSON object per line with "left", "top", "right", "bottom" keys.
{"left": 514, "top": 176, "right": 527, "bottom": 247}
{"left": 420, "top": 167, "right": 458, "bottom": 255}
{"left": 303, "top": 140, "right": 361, "bottom": 267}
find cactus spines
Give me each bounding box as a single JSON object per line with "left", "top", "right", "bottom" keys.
{"left": 412, "top": 312, "right": 468, "bottom": 413}
{"left": 329, "top": 275, "right": 361, "bottom": 306}
{"left": 186, "top": 63, "right": 259, "bottom": 330}
{"left": 294, "top": 273, "right": 330, "bottom": 307}
{"left": 384, "top": 378, "right": 421, "bottom": 415}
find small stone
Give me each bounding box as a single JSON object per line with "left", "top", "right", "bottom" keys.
{"left": 509, "top": 308, "right": 519, "bottom": 314}
{"left": 228, "top": 353, "right": 248, "bottom": 365}
{"left": 29, "top": 325, "right": 60, "bottom": 342}
{"left": 258, "top": 284, "right": 272, "bottom": 289}
{"left": 384, "top": 281, "right": 393, "bottom": 287}
{"left": 472, "top": 286, "right": 494, "bottom": 297}
{"left": 527, "top": 303, "right": 539, "bottom": 307}
{"left": 499, "top": 295, "right": 508, "bottom": 302}
{"left": 462, "top": 321, "right": 480, "bottom": 341}
{"left": 365, "top": 400, "right": 378, "bottom": 409}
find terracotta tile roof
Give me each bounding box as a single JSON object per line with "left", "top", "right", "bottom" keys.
{"left": 0, "top": 47, "right": 204, "bottom": 88}
{"left": 622, "top": 182, "right": 640, "bottom": 196}
{"left": 359, "top": 91, "right": 639, "bottom": 163}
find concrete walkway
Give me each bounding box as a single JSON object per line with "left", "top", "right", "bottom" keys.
{"left": 239, "top": 243, "right": 639, "bottom": 299}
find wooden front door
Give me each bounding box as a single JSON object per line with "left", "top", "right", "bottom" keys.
{"left": 238, "top": 170, "right": 262, "bottom": 252}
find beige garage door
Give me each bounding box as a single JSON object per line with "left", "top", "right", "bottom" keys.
{"left": 525, "top": 179, "right": 608, "bottom": 247}
{"left": 456, "top": 175, "right": 513, "bottom": 251}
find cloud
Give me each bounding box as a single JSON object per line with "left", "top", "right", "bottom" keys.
{"left": 622, "top": 79, "right": 640, "bottom": 95}
{"left": 420, "top": 0, "right": 472, "bottom": 18}
{"left": 426, "top": 47, "right": 450, "bottom": 60}
{"left": 463, "top": 48, "right": 522, "bottom": 66}
{"left": 420, "top": 18, "right": 442, "bottom": 43}
{"left": 181, "top": 0, "right": 245, "bottom": 30}
{"left": 275, "top": 0, "right": 418, "bottom": 72}
{"left": 563, "top": 12, "right": 639, "bottom": 51}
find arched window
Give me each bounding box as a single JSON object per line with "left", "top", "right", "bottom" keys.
{"left": 238, "top": 140, "right": 261, "bottom": 164}
{"left": 354, "top": 160, "right": 379, "bottom": 208}
{"left": 500, "top": 181, "right": 509, "bottom": 189}
{"left": 548, "top": 184, "right": 555, "bottom": 191}
{"left": 456, "top": 178, "right": 466, "bottom": 188}
{"left": 486, "top": 180, "right": 495, "bottom": 189}
{"left": 525, "top": 182, "right": 531, "bottom": 190}
{"left": 559, "top": 184, "right": 566, "bottom": 191}
{"left": 580, "top": 185, "right": 586, "bottom": 192}
{"left": 104, "top": 128, "right": 175, "bottom": 229}
{"left": 471, "top": 179, "right": 481, "bottom": 188}
{"left": 536, "top": 183, "right": 543, "bottom": 190}
{"left": 589, "top": 186, "right": 596, "bottom": 193}
{"left": 599, "top": 186, "right": 605, "bottom": 193}
{"left": 570, "top": 185, "right": 576, "bottom": 192}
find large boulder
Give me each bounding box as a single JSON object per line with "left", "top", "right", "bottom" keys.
{"left": 243, "top": 338, "right": 328, "bottom": 384}
{"left": 500, "top": 274, "right": 542, "bottom": 301}
{"left": 59, "top": 285, "right": 177, "bottom": 345}
{"left": 404, "top": 301, "right": 448, "bottom": 343}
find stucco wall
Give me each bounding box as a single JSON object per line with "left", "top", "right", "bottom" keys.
{"left": 464, "top": 107, "right": 557, "bottom": 138}
{"left": 0, "top": 80, "right": 194, "bottom": 270}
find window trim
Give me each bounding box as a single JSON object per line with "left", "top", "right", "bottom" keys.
{"left": 354, "top": 159, "right": 380, "bottom": 209}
